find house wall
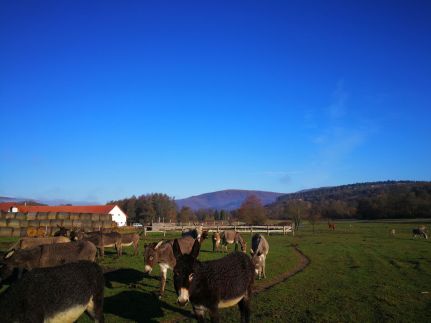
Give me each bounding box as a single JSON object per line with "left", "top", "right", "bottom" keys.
{"left": 109, "top": 205, "right": 127, "bottom": 227}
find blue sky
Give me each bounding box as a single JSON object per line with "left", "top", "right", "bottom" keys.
{"left": 1, "top": 1, "right": 430, "bottom": 203}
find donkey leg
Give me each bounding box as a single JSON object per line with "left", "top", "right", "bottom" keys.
{"left": 86, "top": 294, "right": 105, "bottom": 323}
{"left": 209, "top": 307, "right": 220, "bottom": 323}
{"left": 193, "top": 305, "right": 206, "bottom": 323}
{"left": 159, "top": 268, "right": 168, "bottom": 298}
{"left": 238, "top": 296, "right": 251, "bottom": 323}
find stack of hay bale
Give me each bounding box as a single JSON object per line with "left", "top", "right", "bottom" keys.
{"left": 0, "top": 211, "right": 114, "bottom": 237}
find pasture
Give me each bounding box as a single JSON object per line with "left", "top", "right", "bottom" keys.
{"left": 1, "top": 221, "right": 430, "bottom": 322}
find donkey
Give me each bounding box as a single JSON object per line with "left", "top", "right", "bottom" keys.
{"left": 54, "top": 225, "right": 69, "bottom": 237}
{"left": 250, "top": 234, "right": 269, "bottom": 279}
{"left": 221, "top": 230, "right": 247, "bottom": 253}
{"left": 173, "top": 239, "right": 254, "bottom": 323}
{"left": 120, "top": 232, "right": 140, "bottom": 256}
{"left": 0, "top": 261, "right": 104, "bottom": 323}
{"left": 71, "top": 230, "right": 122, "bottom": 258}
{"left": 412, "top": 227, "right": 428, "bottom": 239}
{"left": 182, "top": 228, "right": 209, "bottom": 243}
{"left": 328, "top": 222, "right": 336, "bottom": 230}
{"left": 7, "top": 236, "right": 70, "bottom": 251}
{"left": 0, "top": 241, "right": 97, "bottom": 285}
{"left": 212, "top": 232, "right": 221, "bottom": 252}
{"left": 143, "top": 236, "right": 195, "bottom": 298}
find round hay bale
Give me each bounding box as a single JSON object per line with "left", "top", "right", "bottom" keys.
{"left": 92, "top": 221, "right": 103, "bottom": 231}
{"left": 20, "top": 220, "right": 29, "bottom": 228}
{"left": 0, "top": 211, "right": 5, "bottom": 220}
{"left": 27, "top": 227, "right": 38, "bottom": 237}
{"left": 36, "top": 212, "right": 48, "bottom": 220}
{"left": 79, "top": 213, "right": 92, "bottom": 221}
{"left": 28, "top": 220, "right": 40, "bottom": 227}
{"left": 20, "top": 227, "right": 28, "bottom": 237}
{"left": 72, "top": 220, "right": 82, "bottom": 228}
{"left": 26, "top": 212, "right": 37, "bottom": 220}
{"left": 56, "top": 212, "right": 70, "bottom": 220}
{"left": 11, "top": 228, "right": 21, "bottom": 237}
{"left": 0, "top": 219, "right": 8, "bottom": 227}
{"left": 81, "top": 221, "right": 93, "bottom": 231}
{"left": 0, "top": 227, "right": 13, "bottom": 237}
{"left": 7, "top": 219, "right": 21, "bottom": 228}
{"left": 39, "top": 220, "right": 51, "bottom": 227}
{"left": 50, "top": 219, "right": 63, "bottom": 227}
{"left": 70, "top": 213, "right": 80, "bottom": 220}
{"left": 102, "top": 221, "right": 112, "bottom": 229}
{"left": 15, "top": 213, "right": 27, "bottom": 221}
{"left": 62, "top": 219, "right": 73, "bottom": 228}
{"left": 37, "top": 227, "right": 47, "bottom": 237}
{"left": 91, "top": 214, "right": 100, "bottom": 221}
{"left": 99, "top": 214, "right": 111, "bottom": 221}
{"left": 48, "top": 212, "right": 57, "bottom": 220}
{"left": 5, "top": 213, "right": 16, "bottom": 220}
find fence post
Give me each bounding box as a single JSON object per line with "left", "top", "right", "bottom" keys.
{"left": 217, "top": 225, "right": 219, "bottom": 232}
{"left": 251, "top": 226, "right": 253, "bottom": 234}
{"left": 144, "top": 227, "right": 147, "bottom": 237}
{"left": 163, "top": 230, "right": 166, "bottom": 237}
{"left": 234, "top": 225, "right": 237, "bottom": 232}
{"left": 267, "top": 225, "right": 269, "bottom": 236}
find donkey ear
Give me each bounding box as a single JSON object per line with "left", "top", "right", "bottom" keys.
{"left": 190, "top": 239, "right": 200, "bottom": 259}
{"left": 4, "top": 249, "right": 15, "bottom": 259}
{"left": 173, "top": 239, "right": 182, "bottom": 259}
{"left": 250, "top": 248, "right": 254, "bottom": 255}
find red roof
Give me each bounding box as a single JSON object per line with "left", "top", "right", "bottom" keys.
{"left": 0, "top": 203, "right": 19, "bottom": 212}
{"left": 0, "top": 204, "right": 121, "bottom": 215}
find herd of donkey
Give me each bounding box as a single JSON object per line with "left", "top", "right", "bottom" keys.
{"left": 0, "top": 223, "right": 428, "bottom": 322}
{"left": 0, "top": 225, "right": 271, "bottom": 323}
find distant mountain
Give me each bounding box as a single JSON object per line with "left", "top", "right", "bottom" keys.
{"left": 268, "top": 180, "right": 431, "bottom": 219}
{"left": 0, "top": 196, "right": 97, "bottom": 206}
{"left": 176, "top": 189, "right": 285, "bottom": 210}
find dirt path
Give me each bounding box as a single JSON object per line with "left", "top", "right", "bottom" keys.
{"left": 161, "top": 245, "right": 310, "bottom": 323}
{"left": 252, "top": 244, "right": 310, "bottom": 294}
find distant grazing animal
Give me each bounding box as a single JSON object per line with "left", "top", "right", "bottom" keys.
{"left": 182, "top": 227, "right": 209, "bottom": 243}
{"left": 412, "top": 227, "right": 428, "bottom": 239}
{"left": 0, "top": 241, "right": 97, "bottom": 284}
{"left": 328, "top": 222, "right": 336, "bottom": 230}
{"left": 120, "top": 232, "right": 140, "bottom": 256}
{"left": 54, "top": 225, "right": 69, "bottom": 237}
{"left": 8, "top": 236, "right": 70, "bottom": 251}
{"left": 173, "top": 239, "right": 254, "bottom": 323}
{"left": 250, "top": 234, "right": 269, "bottom": 279}
{"left": 0, "top": 261, "right": 104, "bottom": 323}
{"left": 390, "top": 229, "right": 396, "bottom": 236}
{"left": 143, "top": 236, "right": 195, "bottom": 298}
{"left": 71, "top": 230, "right": 122, "bottom": 258}
{"left": 221, "top": 230, "right": 247, "bottom": 253}
{"left": 212, "top": 232, "right": 221, "bottom": 252}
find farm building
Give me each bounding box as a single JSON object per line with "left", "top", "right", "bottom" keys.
{"left": 0, "top": 204, "right": 127, "bottom": 227}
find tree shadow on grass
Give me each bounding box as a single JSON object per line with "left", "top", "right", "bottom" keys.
{"left": 104, "top": 290, "right": 193, "bottom": 322}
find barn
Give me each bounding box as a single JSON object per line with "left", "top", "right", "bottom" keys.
{"left": 0, "top": 204, "right": 127, "bottom": 227}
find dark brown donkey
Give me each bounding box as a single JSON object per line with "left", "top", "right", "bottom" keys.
{"left": 221, "top": 230, "right": 247, "bottom": 253}
{"left": 0, "top": 261, "right": 104, "bottom": 323}
{"left": 143, "top": 236, "right": 195, "bottom": 298}
{"left": 71, "top": 230, "right": 122, "bottom": 258}
{"left": 173, "top": 239, "right": 254, "bottom": 323}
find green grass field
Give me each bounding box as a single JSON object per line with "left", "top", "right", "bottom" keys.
{"left": 1, "top": 221, "right": 430, "bottom": 322}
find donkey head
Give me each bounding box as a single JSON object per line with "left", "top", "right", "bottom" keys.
{"left": 54, "top": 225, "right": 69, "bottom": 237}
{"left": 143, "top": 241, "right": 163, "bottom": 273}
{"left": 172, "top": 238, "right": 200, "bottom": 306}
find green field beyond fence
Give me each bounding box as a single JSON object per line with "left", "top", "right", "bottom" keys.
{"left": 0, "top": 221, "right": 430, "bottom": 322}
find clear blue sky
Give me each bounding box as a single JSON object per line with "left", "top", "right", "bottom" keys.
{"left": 1, "top": 1, "right": 430, "bottom": 203}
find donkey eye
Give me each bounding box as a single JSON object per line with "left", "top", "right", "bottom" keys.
{"left": 188, "top": 273, "right": 194, "bottom": 282}
{"left": 149, "top": 256, "right": 153, "bottom": 260}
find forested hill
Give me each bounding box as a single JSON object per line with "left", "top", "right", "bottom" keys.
{"left": 176, "top": 189, "right": 284, "bottom": 211}
{"left": 269, "top": 181, "right": 431, "bottom": 219}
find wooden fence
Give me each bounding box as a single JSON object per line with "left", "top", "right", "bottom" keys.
{"left": 142, "top": 224, "right": 293, "bottom": 237}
